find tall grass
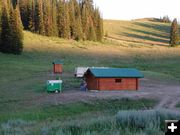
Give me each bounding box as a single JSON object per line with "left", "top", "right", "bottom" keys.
{"left": 0, "top": 98, "right": 156, "bottom": 122}
{"left": 116, "top": 109, "right": 180, "bottom": 133}
{"left": 1, "top": 109, "right": 179, "bottom": 135}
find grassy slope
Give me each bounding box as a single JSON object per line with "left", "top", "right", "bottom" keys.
{"left": 104, "top": 19, "right": 180, "bottom": 79}
{"left": 0, "top": 19, "right": 180, "bottom": 133}
{"left": 0, "top": 20, "right": 180, "bottom": 111}
{"left": 104, "top": 19, "right": 171, "bottom": 46}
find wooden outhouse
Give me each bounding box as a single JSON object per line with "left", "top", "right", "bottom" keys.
{"left": 84, "top": 68, "right": 144, "bottom": 91}
{"left": 53, "top": 60, "right": 63, "bottom": 74}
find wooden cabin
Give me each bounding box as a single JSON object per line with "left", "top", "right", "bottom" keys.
{"left": 53, "top": 60, "right": 63, "bottom": 74}
{"left": 84, "top": 68, "right": 144, "bottom": 91}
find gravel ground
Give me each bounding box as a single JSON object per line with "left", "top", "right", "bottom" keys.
{"left": 34, "top": 77, "right": 180, "bottom": 112}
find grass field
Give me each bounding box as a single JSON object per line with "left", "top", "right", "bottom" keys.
{"left": 104, "top": 19, "right": 171, "bottom": 46}
{"left": 0, "top": 19, "right": 180, "bottom": 134}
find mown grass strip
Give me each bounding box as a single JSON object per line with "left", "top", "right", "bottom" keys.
{"left": 0, "top": 98, "right": 157, "bottom": 122}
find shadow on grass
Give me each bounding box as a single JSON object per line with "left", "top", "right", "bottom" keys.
{"left": 106, "top": 35, "right": 168, "bottom": 47}
{"left": 115, "top": 21, "right": 171, "bottom": 46}
{"left": 134, "top": 22, "right": 171, "bottom": 33}
{"left": 127, "top": 28, "right": 169, "bottom": 39}
{"left": 122, "top": 32, "right": 169, "bottom": 44}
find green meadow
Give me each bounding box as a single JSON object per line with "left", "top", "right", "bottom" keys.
{"left": 0, "top": 19, "right": 180, "bottom": 134}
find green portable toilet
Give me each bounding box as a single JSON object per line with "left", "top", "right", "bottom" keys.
{"left": 47, "top": 80, "right": 62, "bottom": 93}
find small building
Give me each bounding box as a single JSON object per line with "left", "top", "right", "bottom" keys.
{"left": 74, "top": 67, "right": 108, "bottom": 78}
{"left": 53, "top": 60, "right": 63, "bottom": 74}
{"left": 74, "top": 67, "right": 89, "bottom": 78}
{"left": 84, "top": 68, "right": 144, "bottom": 91}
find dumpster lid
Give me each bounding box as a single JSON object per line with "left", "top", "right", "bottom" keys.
{"left": 47, "top": 80, "right": 62, "bottom": 83}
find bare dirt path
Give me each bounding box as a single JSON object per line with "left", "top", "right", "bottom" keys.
{"left": 34, "top": 77, "right": 180, "bottom": 112}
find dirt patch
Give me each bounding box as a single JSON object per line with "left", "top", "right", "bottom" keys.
{"left": 33, "top": 77, "right": 180, "bottom": 112}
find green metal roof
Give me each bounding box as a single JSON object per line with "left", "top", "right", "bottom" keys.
{"left": 53, "top": 60, "right": 63, "bottom": 64}
{"left": 87, "top": 68, "right": 144, "bottom": 78}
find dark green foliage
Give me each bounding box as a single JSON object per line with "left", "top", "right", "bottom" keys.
{"left": 68, "top": 0, "right": 76, "bottom": 39}
{"left": 87, "top": 19, "right": 97, "bottom": 41}
{"left": 11, "top": 0, "right": 17, "bottom": 8}
{"left": 17, "top": 0, "right": 103, "bottom": 41}
{"left": 169, "top": 18, "right": 179, "bottom": 47}
{"left": 0, "top": 0, "right": 23, "bottom": 54}
{"left": 9, "top": 5, "right": 23, "bottom": 54}
{"left": 81, "top": 0, "right": 103, "bottom": 41}
{"left": 1, "top": 0, "right": 103, "bottom": 43}
{"left": 43, "top": 0, "right": 52, "bottom": 36}
{"left": 35, "top": 0, "right": 45, "bottom": 35}
{"left": 63, "top": 2, "right": 71, "bottom": 39}
{"left": 94, "top": 8, "right": 103, "bottom": 41}
{"left": 0, "top": 1, "right": 11, "bottom": 53}
{"left": 57, "top": 0, "right": 65, "bottom": 38}
{"left": 19, "top": 0, "right": 29, "bottom": 29}
{"left": 0, "top": 1, "right": 2, "bottom": 48}
{"left": 161, "top": 16, "right": 171, "bottom": 23}
{"left": 57, "top": 0, "right": 70, "bottom": 39}
{"left": 28, "top": 0, "right": 35, "bottom": 32}
{"left": 73, "top": 0, "right": 83, "bottom": 40}
{"left": 51, "top": 0, "right": 58, "bottom": 36}
{"left": 81, "top": 4, "right": 89, "bottom": 40}
{"left": 68, "top": 0, "right": 83, "bottom": 40}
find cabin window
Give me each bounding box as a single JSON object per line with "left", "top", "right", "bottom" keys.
{"left": 115, "top": 79, "right": 122, "bottom": 83}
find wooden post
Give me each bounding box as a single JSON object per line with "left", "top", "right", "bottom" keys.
{"left": 136, "top": 78, "right": 139, "bottom": 90}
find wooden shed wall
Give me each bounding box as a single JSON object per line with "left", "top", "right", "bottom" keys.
{"left": 53, "top": 64, "right": 63, "bottom": 74}
{"left": 98, "top": 78, "right": 138, "bottom": 90}
{"left": 85, "top": 73, "right": 99, "bottom": 90}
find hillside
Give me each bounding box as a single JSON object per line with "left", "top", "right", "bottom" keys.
{"left": 0, "top": 20, "right": 180, "bottom": 134}
{"left": 104, "top": 19, "right": 171, "bottom": 46}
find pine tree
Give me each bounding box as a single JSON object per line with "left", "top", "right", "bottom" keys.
{"left": 43, "top": 0, "right": 52, "bottom": 36}
{"left": 64, "top": 1, "right": 70, "bottom": 39}
{"left": 162, "top": 16, "right": 171, "bottom": 23}
{"left": 51, "top": 0, "right": 58, "bottom": 36}
{"left": 57, "top": 0, "right": 70, "bottom": 39}
{"left": 28, "top": 0, "right": 35, "bottom": 32}
{"left": 0, "top": 1, "right": 23, "bottom": 54}
{"left": 170, "top": 18, "right": 179, "bottom": 47}
{"left": 35, "top": 0, "right": 45, "bottom": 35}
{"left": 73, "top": 0, "right": 83, "bottom": 40}
{"left": 93, "top": 8, "right": 103, "bottom": 41}
{"left": 57, "top": 0, "right": 64, "bottom": 37}
{"left": 15, "top": 3, "right": 23, "bottom": 38}
{"left": 97, "top": 16, "right": 103, "bottom": 41}
{"left": 81, "top": 0, "right": 98, "bottom": 41}
{"left": 81, "top": 3, "right": 88, "bottom": 40}
{"left": 69, "top": 0, "right": 76, "bottom": 39}
{"left": 87, "top": 18, "right": 96, "bottom": 41}
{"left": 9, "top": 4, "right": 23, "bottom": 54}
{"left": 0, "top": 0, "right": 11, "bottom": 53}
{"left": 0, "top": 1, "right": 2, "bottom": 48}
{"left": 19, "top": 0, "right": 29, "bottom": 29}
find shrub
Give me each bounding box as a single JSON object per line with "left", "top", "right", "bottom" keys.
{"left": 116, "top": 109, "right": 180, "bottom": 132}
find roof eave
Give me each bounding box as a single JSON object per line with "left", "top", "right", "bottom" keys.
{"left": 94, "top": 76, "right": 144, "bottom": 78}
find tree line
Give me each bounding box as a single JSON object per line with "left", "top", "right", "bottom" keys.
{"left": 0, "top": 0, "right": 179, "bottom": 55}
{"left": 0, "top": 0, "right": 103, "bottom": 55}
{"left": 18, "top": 0, "right": 103, "bottom": 41}
{"left": 160, "top": 15, "right": 171, "bottom": 23}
